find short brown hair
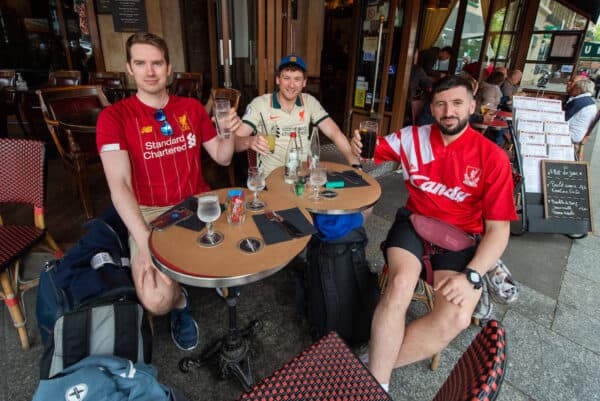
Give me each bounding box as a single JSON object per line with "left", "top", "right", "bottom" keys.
{"left": 126, "top": 32, "right": 170, "bottom": 65}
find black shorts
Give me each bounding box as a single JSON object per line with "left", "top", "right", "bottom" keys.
{"left": 383, "top": 207, "right": 479, "bottom": 277}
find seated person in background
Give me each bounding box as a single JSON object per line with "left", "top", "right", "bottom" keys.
{"left": 500, "top": 69, "right": 523, "bottom": 109}
{"left": 435, "top": 46, "right": 453, "bottom": 74}
{"left": 409, "top": 49, "right": 432, "bottom": 100}
{"left": 494, "top": 66, "right": 507, "bottom": 80}
{"left": 235, "top": 54, "right": 360, "bottom": 176}
{"left": 97, "top": 32, "right": 241, "bottom": 351}
{"left": 349, "top": 76, "right": 516, "bottom": 392}
{"left": 565, "top": 75, "right": 598, "bottom": 143}
{"left": 475, "top": 70, "right": 505, "bottom": 114}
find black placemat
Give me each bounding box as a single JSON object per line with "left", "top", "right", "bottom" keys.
{"left": 152, "top": 196, "right": 224, "bottom": 232}
{"left": 327, "top": 170, "right": 369, "bottom": 188}
{"left": 252, "top": 208, "right": 317, "bottom": 245}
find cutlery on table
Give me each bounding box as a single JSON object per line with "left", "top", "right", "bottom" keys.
{"left": 264, "top": 209, "right": 303, "bottom": 237}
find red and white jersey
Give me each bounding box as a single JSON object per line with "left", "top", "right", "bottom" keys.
{"left": 96, "top": 95, "right": 216, "bottom": 206}
{"left": 375, "top": 124, "right": 517, "bottom": 234}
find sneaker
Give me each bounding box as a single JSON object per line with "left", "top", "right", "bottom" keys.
{"left": 485, "top": 259, "right": 519, "bottom": 305}
{"left": 472, "top": 279, "right": 494, "bottom": 323}
{"left": 170, "top": 287, "right": 199, "bottom": 351}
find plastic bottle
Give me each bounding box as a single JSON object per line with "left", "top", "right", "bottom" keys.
{"left": 284, "top": 132, "right": 300, "bottom": 184}
{"left": 225, "top": 189, "right": 245, "bottom": 225}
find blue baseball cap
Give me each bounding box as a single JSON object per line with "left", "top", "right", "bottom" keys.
{"left": 278, "top": 54, "right": 307, "bottom": 72}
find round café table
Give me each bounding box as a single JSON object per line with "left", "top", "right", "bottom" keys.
{"left": 149, "top": 187, "right": 312, "bottom": 390}
{"left": 265, "top": 161, "right": 382, "bottom": 215}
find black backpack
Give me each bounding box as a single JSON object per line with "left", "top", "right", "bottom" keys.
{"left": 305, "top": 227, "right": 380, "bottom": 345}
{"left": 36, "top": 206, "right": 152, "bottom": 379}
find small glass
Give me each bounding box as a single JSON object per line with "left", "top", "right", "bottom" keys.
{"left": 214, "top": 99, "right": 232, "bottom": 138}
{"left": 308, "top": 167, "right": 327, "bottom": 202}
{"left": 246, "top": 167, "right": 266, "bottom": 212}
{"left": 359, "top": 120, "right": 378, "bottom": 160}
{"left": 197, "top": 193, "right": 223, "bottom": 247}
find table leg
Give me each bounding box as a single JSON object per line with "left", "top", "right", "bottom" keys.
{"left": 179, "top": 287, "right": 262, "bottom": 391}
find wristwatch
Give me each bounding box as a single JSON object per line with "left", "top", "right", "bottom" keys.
{"left": 463, "top": 268, "right": 482, "bottom": 289}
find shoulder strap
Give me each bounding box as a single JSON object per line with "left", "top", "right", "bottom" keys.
{"left": 62, "top": 309, "right": 90, "bottom": 368}
{"left": 114, "top": 302, "right": 140, "bottom": 362}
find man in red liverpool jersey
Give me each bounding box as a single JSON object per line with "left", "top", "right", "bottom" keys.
{"left": 96, "top": 33, "right": 241, "bottom": 351}
{"left": 351, "top": 76, "right": 516, "bottom": 391}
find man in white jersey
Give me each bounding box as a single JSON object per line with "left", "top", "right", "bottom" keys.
{"left": 351, "top": 76, "right": 516, "bottom": 391}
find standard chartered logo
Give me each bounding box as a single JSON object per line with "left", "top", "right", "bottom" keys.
{"left": 143, "top": 136, "right": 190, "bottom": 159}
{"left": 187, "top": 132, "right": 196, "bottom": 148}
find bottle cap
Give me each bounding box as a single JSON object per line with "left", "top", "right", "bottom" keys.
{"left": 290, "top": 132, "right": 297, "bottom": 138}
{"left": 228, "top": 189, "right": 242, "bottom": 197}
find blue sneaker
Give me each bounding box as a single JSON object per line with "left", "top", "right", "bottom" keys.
{"left": 170, "top": 287, "right": 199, "bottom": 351}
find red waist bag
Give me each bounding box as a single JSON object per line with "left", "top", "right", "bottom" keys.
{"left": 408, "top": 214, "right": 476, "bottom": 285}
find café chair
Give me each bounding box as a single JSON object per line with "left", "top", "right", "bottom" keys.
{"left": 47, "top": 70, "right": 82, "bottom": 87}
{"left": 238, "top": 331, "right": 392, "bottom": 401}
{"left": 37, "top": 85, "right": 110, "bottom": 219}
{"left": 88, "top": 71, "right": 128, "bottom": 103}
{"left": 0, "top": 138, "right": 62, "bottom": 350}
{"left": 432, "top": 320, "right": 506, "bottom": 401}
{"left": 169, "top": 72, "right": 203, "bottom": 100}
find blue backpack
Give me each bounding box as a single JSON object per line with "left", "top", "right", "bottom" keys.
{"left": 36, "top": 206, "right": 152, "bottom": 379}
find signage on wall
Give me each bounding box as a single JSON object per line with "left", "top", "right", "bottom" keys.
{"left": 111, "top": 0, "right": 148, "bottom": 33}
{"left": 96, "top": 0, "right": 112, "bottom": 14}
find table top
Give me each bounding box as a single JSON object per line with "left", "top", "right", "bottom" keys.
{"left": 265, "top": 161, "right": 381, "bottom": 215}
{"left": 472, "top": 117, "right": 509, "bottom": 131}
{"left": 150, "top": 188, "right": 312, "bottom": 288}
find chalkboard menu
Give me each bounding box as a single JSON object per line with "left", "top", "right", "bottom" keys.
{"left": 542, "top": 160, "right": 594, "bottom": 232}
{"left": 111, "top": 0, "right": 148, "bottom": 32}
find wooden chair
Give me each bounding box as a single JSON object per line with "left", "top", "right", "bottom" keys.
{"left": 47, "top": 70, "right": 82, "bottom": 87}
{"left": 0, "top": 138, "right": 62, "bottom": 349}
{"left": 433, "top": 320, "right": 507, "bottom": 401}
{"left": 88, "top": 71, "right": 128, "bottom": 103}
{"left": 574, "top": 110, "right": 599, "bottom": 161}
{"left": 169, "top": 72, "right": 203, "bottom": 100}
{"left": 36, "top": 85, "right": 110, "bottom": 219}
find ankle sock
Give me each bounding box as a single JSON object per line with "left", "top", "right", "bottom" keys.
{"left": 381, "top": 383, "right": 389, "bottom": 392}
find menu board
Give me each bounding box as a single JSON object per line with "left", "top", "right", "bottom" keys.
{"left": 96, "top": 0, "right": 112, "bottom": 14}
{"left": 111, "top": 0, "right": 148, "bottom": 32}
{"left": 542, "top": 161, "right": 593, "bottom": 232}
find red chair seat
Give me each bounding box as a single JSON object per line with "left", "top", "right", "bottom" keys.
{"left": 0, "top": 225, "right": 44, "bottom": 270}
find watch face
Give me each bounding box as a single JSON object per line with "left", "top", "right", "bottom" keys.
{"left": 469, "top": 271, "right": 481, "bottom": 283}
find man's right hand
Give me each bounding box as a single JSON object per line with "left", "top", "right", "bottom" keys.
{"left": 249, "top": 135, "right": 270, "bottom": 155}
{"left": 350, "top": 129, "right": 362, "bottom": 158}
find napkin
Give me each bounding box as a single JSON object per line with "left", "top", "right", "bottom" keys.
{"left": 327, "top": 170, "right": 369, "bottom": 188}
{"left": 150, "top": 196, "right": 224, "bottom": 232}
{"left": 253, "top": 208, "right": 317, "bottom": 245}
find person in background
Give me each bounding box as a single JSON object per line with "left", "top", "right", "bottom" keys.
{"left": 96, "top": 32, "right": 241, "bottom": 351}
{"left": 349, "top": 76, "right": 516, "bottom": 393}
{"left": 435, "top": 46, "right": 453, "bottom": 73}
{"left": 594, "top": 74, "right": 600, "bottom": 99}
{"left": 409, "top": 49, "right": 432, "bottom": 100}
{"left": 494, "top": 66, "right": 507, "bottom": 79}
{"left": 565, "top": 75, "right": 597, "bottom": 143}
{"left": 500, "top": 69, "right": 523, "bottom": 108}
{"left": 234, "top": 54, "right": 360, "bottom": 176}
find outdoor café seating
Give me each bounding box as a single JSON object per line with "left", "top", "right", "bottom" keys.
{"left": 47, "top": 70, "right": 82, "bottom": 87}
{"left": 88, "top": 71, "right": 128, "bottom": 103}
{"left": 37, "top": 85, "right": 110, "bottom": 219}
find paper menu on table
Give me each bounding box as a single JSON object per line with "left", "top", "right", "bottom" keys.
{"left": 519, "top": 132, "right": 546, "bottom": 144}
{"left": 522, "top": 155, "right": 548, "bottom": 193}
{"left": 546, "top": 133, "right": 572, "bottom": 145}
{"left": 544, "top": 121, "right": 569, "bottom": 134}
{"left": 518, "top": 119, "right": 544, "bottom": 132}
{"left": 547, "top": 145, "right": 574, "bottom": 161}
{"left": 521, "top": 143, "right": 547, "bottom": 157}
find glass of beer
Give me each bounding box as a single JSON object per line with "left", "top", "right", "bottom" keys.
{"left": 359, "top": 120, "right": 378, "bottom": 160}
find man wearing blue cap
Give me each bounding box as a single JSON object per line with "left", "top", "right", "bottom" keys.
{"left": 234, "top": 54, "right": 361, "bottom": 175}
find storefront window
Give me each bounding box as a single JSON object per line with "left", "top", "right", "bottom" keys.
{"left": 455, "top": 0, "right": 486, "bottom": 73}
{"left": 576, "top": 19, "right": 599, "bottom": 78}
{"left": 522, "top": 0, "right": 590, "bottom": 92}
{"left": 533, "top": 0, "right": 586, "bottom": 31}
{"left": 487, "top": 0, "right": 523, "bottom": 67}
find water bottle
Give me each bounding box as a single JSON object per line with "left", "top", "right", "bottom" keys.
{"left": 284, "top": 132, "right": 300, "bottom": 184}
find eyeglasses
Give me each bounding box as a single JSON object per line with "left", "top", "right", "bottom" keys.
{"left": 154, "top": 109, "right": 174, "bottom": 136}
